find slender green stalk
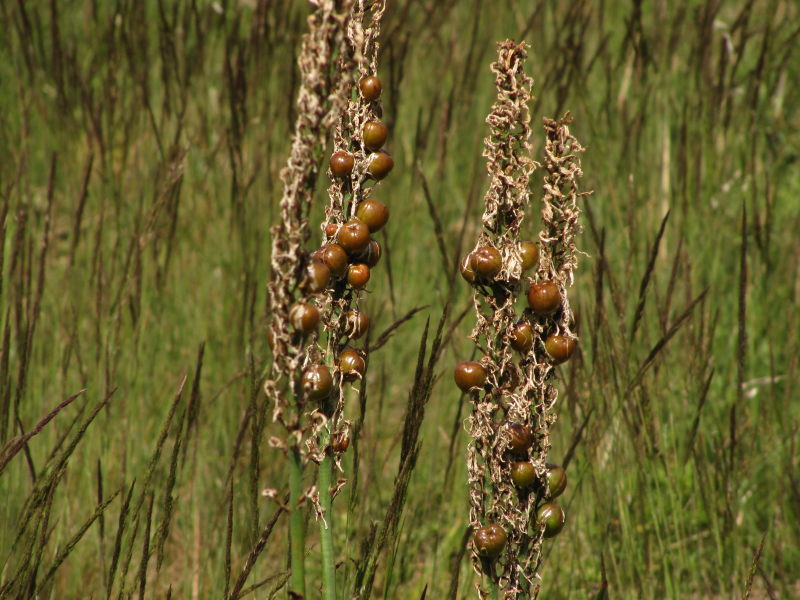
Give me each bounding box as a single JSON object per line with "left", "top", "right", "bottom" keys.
{"left": 319, "top": 451, "right": 337, "bottom": 599}
{"left": 288, "top": 447, "right": 306, "bottom": 598}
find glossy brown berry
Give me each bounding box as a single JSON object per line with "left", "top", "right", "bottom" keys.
{"left": 302, "top": 365, "right": 333, "bottom": 401}
{"left": 537, "top": 502, "right": 566, "bottom": 539}
{"left": 325, "top": 223, "right": 339, "bottom": 238}
{"left": 289, "top": 303, "right": 320, "bottom": 333}
{"left": 509, "top": 321, "right": 534, "bottom": 353}
{"left": 338, "top": 218, "right": 371, "bottom": 254}
{"left": 363, "top": 120, "right": 388, "bottom": 151}
{"left": 331, "top": 431, "right": 350, "bottom": 454}
{"left": 339, "top": 348, "right": 366, "bottom": 381}
{"left": 471, "top": 246, "right": 502, "bottom": 280}
{"left": 511, "top": 461, "right": 536, "bottom": 489}
{"left": 352, "top": 239, "right": 381, "bottom": 267}
{"left": 473, "top": 524, "right": 507, "bottom": 559}
{"left": 367, "top": 151, "right": 394, "bottom": 180}
{"left": 544, "top": 334, "right": 577, "bottom": 364}
{"left": 347, "top": 263, "right": 371, "bottom": 289}
{"left": 527, "top": 281, "right": 561, "bottom": 315}
{"left": 319, "top": 244, "right": 348, "bottom": 277}
{"left": 359, "top": 75, "right": 382, "bottom": 101}
{"left": 301, "top": 261, "right": 331, "bottom": 293}
{"left": 504, "top": 422, "right": 534, "bottom": 455}
{"left": 545, "top": 463, "right": 567, "bottom": 500}
{"left": 460, "top": 253, "right": 476, "bottom": 284}
{"left": 356, "top": 199, "right": 389, "bottom": 232}
{"left": 519, "top": 241, "right": 539, "bottom": 271}
{"left": 330, "top": 151, "right": 354, "bottom": 179}
{"left": 453, "top": 361, "right": 487, "bottom": 393}
{"left": 345, "top": 310, "right": 370, "bottom": 339}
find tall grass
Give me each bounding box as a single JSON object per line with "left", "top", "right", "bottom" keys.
{"left": 0, "top": 1, "right": 798, "bottom": 598}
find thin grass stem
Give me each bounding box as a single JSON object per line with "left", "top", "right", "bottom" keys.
{"left": 319, "top": 451, "right": 337, "bottom": 600}
{"left": 288, "top": 447, "right": 306, "bottom": 598}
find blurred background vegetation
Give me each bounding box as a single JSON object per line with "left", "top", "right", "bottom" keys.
{"left": 1, "top": 0, "right": 798, "bottom": 598}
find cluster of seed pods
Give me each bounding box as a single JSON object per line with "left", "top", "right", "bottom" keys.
{"left": 456, "top": 41, "right": 585, "bottom": 598}
{"left": 288, "top": 1, "right": 390, "bottom": 469}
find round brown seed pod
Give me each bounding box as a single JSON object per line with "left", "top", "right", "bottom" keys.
{"left": 528, "top": 281, "right": 561, "bottom": 315}
{"left": 352, "top": 239, "right": 381, "bottom": 268}
{"left": 509, "top": 320, "right": 534, "bottom": 353}
{"left": 356, "top": 199, "right": 389, "bottom": 232}
{"left": 289, "top": 303, "right": 320, "bottom": 333}
{"left": 330, "top": 151, "right": 354, "bottom": 179}
{"left": 325, "top": 223, "right": 339, "bottom": 238}
{"left": 347, "top": 263, "right": 371, "bottom": 289}
{"left": 358, "top": 75, "right": 382, "bottom": 101}
{"left": 339, "top": 348, "right": 366, "bottom": 381}
{"left": 537, "top": 502, "right": 566, "bottom": 539}
{"left": 453, "top": 361, "right": 487, "bottom": 393}
{"left": 544, "top": 334, "right": 577, "bottom": 364}
{"left": 367, "top": 151, "right": 394, "bottom": 180}
{"left": 460, "top": 253, "right": 476, "bottom": 284}
{"left": 473, "top": 524, "right": 507, "bottom": 559}
{"left": 504, "top": 422, "right": 534, "bottom": 455}
{"left": 302, "top": 365, "right": 333, "bottom": 401}
{"left": 471, "top": 246, "right": 502, "bottom": 280}
{"left": 319, "top": 244, "right": 348, "bottom": 277}
{"left": 545, "top": 463, "right": 567, "bottom": 500}
{"left": 300, "top": 261, "right": 331, "bottom": 293}
{"left": 345, "top": 310, "right": 370, "bottom": 339}
{"left": 338, "top": 219, "right": 371, "bottom": 254}
{"left": 363, "top": 120, "right": 388, "bottom": 151}
{"left": 519, "top": 241, "right": 539, "bottom": 271}
{"left": 511, "top": 461, "right": 536, "bottom": 489}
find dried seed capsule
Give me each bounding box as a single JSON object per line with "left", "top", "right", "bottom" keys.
{"left": 528, "top": 281, "right": 561, "bottom": 315}
{"left": 363, "top": 120, "right": 389, "bottom": 151}
{"left": 330, "top": 151, "right": 354, "bottom": 179}
{"left": 511, "top": 461, "right": 536, "bottom": 489}
{"left": 519, "top": 241, "right": 539, "bottom": 271}
{"left": 345, "top": 310, "right": 370, "bottom": 339}
{"left": 331, "top": 431, "right": 350, "bottom": 453}
{"left": 453, "top": 361, "right": 487, "bottom": 393}
{"left": 301, "top": 261, "right": 331, "bottom": 293}
{"left": 545, "top": 463, "right": 567, "bottom": 500}
{"left": 504, "top": 422, "right": 533, "bottom": 455}
{"left": 339, "top": 349, "right": 366, "bottom": 381}
{"left": 460, "top": 253, "right": 476, "bottom": 284}
{"left": 367, "top": 151, "right": 394, "bottom": 180}
{"left": 509, "top": 321, "right": 533, "bottom": 353}
{"left": 302, "top": 365, "right": 333, "bottom": 401}
{"left": 289, "top": 303, "right": 320, "bottom": 333}
{"left": 356, "top": 199, "right": 389, "bottom": 232}
{"left": 471, "top": 246, "right": 502, "bottom": 280}
{"left": 544, "top": 334, "right": 577, "bottom": 364}
{"left": 537, "top": 502, "right": 566, "bottom": 539}
{"left": 352, "top": 239, "right": 381, "bottom": 268}
{"left": 347, "top": 263, "right": 371, "bottom": 289}
{"left": 473, "top": 524, "right": 507, "bottom": 559}
{"left": 359, "top": 75, "right": 382, "bottom": 101}
{"left": 338, "top": 218, "right": 371, "bottom": 254}
{"left": 319, "top": 244, "right": 348, "bottom": 277}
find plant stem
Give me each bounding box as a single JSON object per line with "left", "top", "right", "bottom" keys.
{"left": 288, "top": 446, "right": 306, "bottom": 598}
{"left": 319, "top": 451, "right": 337, "bottom": 600}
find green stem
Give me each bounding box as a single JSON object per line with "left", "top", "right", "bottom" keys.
{"left": 288, "top": 446, "right": 306, "bottom": 598}
{"left": 319, "top": 452, "right": 337, "bottom": 600}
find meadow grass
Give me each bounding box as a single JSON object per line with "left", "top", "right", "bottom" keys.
{"left": 1, "top": 1, "right": 799, "bottom": 598}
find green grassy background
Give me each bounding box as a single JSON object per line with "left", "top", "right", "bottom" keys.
{"left": 1, "top": 1, "right": 799, "bottom": 598}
